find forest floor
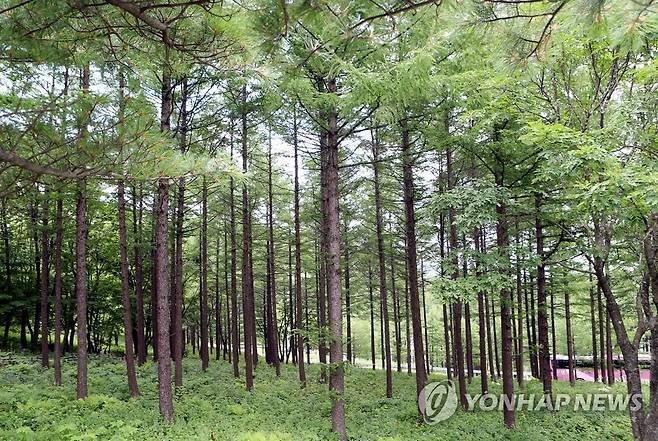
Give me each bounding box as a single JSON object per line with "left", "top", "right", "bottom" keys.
{"left": 0, "top": 352, "right": 633, "bottom": 440}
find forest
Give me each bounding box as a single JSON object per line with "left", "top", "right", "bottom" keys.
{"left": 0, "top": 0, "right": 657, "bottom": 440}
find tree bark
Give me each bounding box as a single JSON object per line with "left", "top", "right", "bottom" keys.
{"left": 474, "top": 229, "right": 488, "bottom": 393}
{"left": 266, "top": 128, "right": 281, "bottom": 376}
{"left": 241, "top": 85, "right": 255, "bottom": 391}
{"left": 200, "top": 177, "right": 209, "bottom": 371}
{"left": 132, "top": 183, "right": 147, "bottom": 365}
{"left": 53, "top": 198, "right": 63, "bottom": 385}
{"left": 565, "top": 290, "right": 576, "bottom": 386}
{"left": 495, "top": 190, "right": 514, "bottom": 428}
{"left": 229, "top": 126, "right": 240, "bottom": 377}
{"left": 324, "top": 77, "right": 347, "bottom": 440}
{"left": 118, "top": 181, "right": 139, "bottom": 398}
{"left": 535, "top": 193, "right": 552, "bottom": 399}
{"left": 76, "top": 64, "right": 90, "bottom": 400}
{"left": 39, "top": 192, "right": 50, "bottom": 368}
{"left": 293, "top": 111, "right": 306, "bottom": 386}
{"left": 447, "top": 145, "right": 467, "bottom": 408}
{"left": 401, "top": 122, "right": 427, "bottom": 414}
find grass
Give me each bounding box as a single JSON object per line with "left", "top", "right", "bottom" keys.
{"left": 0, "top": 352, "right": 633, "bottom": 440}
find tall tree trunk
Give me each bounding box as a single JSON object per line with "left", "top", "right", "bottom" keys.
{"left": 266, "top": 128, "right": 280, "bottom": 376}
{"left": 324, "top": 78, "right": 346, "bottom": 440}
{"left": 229, "top": 128, "right": 240, "bottom": 377}
{"left": 404, "top": 260, "right": 411, "bottom": 375}
{"left": 118, "top": 181, "right": 139, "bottom": 398}
{"left": 76, "top": 64, "right": 90, "bottom": 400}
{"left": 606, "top": 306, "right": 615, "bottom": 384}
{"left": 447, "top": 145, "right": 466, "bottom": 408}
{"left": 241, "top": 85, "right": 255, "bottom": 391}
{"left": 53, "top": 198, "right": 63, "bottom": 385}
{"left": 535, "top": 193, "right": 552, "bottom": 399}
{"left": 224, "top": 224, "right": 231, "bottom": 361}
{"left": 155, "top": 176, "right": 174, "bottom": 420}
{"left": 514, "top": 230, "right": 524, "bottom": 388}
{"left": 598, "top": 284, "right": 608, "bottom": 384}
{"left": 474, "top": 229, "right": 488, "bottom": 393}
{"left": 200, "top": 177, "right": 209, "bottom": 371}
{"left": 171, "top": 177, "right": 184, "bottom": 385}
{"left": 589, "top": 270, "right": 599, "bottom": 382}
{"left": 216, "top": 235, "right": 222, "bottom": 361}
{"left": 401, "top": 122, "right": 427, "bottom": 414}
{"left": 462, "top": 243, "right": 473, "bottom": 384}
{"left": 293, "top": 111, "right": 306, "bottom": 386}
{"left": 30, "top": 197, "right": 40, "bottom": 353}
{"left": 344, "top": 237, "right": 352, "bottom": 364}
{"left": 495, "top": 184, "right": 514, "bottom": 428}
{"left": 132, "top": 183, "right": 146, "bottom": 365}
{"left": 565, "top": 290, "right": 576, "bottom": 386}
{"left": 155, "top": 66, "right": 174, "bottom": 421}
{"left": 421, "top": 260, "right": 430, "bottom": 374}
{"left": 1, "top": 200, "right": 11, "bottom": 351}
{"left": 368, "top": 262, "right": 376, "bottom": 371}
{"left": 440, "top": 214, "right": 452, "bottom": 380}
{"left": 529, "top": 273, "right": 539, "bottom": 377}
{"left": 391, "top": 253, "right": 401, "bottom": 372}
{"left": 372, "top": 128, "right": 392, "bottom": 396}
{"left": 39, "top": 192, "right": 50, "bottom": 368}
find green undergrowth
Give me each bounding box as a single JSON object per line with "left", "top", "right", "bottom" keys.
{"left": 0, "top": 352, "right": 632, "bottom": 440}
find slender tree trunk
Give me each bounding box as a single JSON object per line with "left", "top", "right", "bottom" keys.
{"left": 155, "top": 66, "right": 174, "bottom": 421}
{"left": 75, "top": 64, "right": 90, "bottom": 399}
{"left": 344, "top": 238, "right": 352, "bottom": 364}
{"left": 324, "top": 78, "right": 346, "bottom": 440}
{"left": 550, "top": 286, "right": 558, "bottom": 380}
{"left": 606, "top": 306, "right": 615, "bottom": 384}
{"left": 401, "top": 122, "right": 427, "bottom": 414}
{"left": 462, "top": 242, "right": 473, "bottom": 383}
{"left": 172, "top": 79, "right": 189, "bottom": 383}
{"left": 266, "top": 129, "right": 281, "bottom": 375}
{"left": 130, "top": 184, "right": 146, "bottom": 365}
{"left": 565, "top": 290, "right": 576, "bottom": 386}
{"left": 30, "top": 197, "right": 40, "bottom": 353}
{"left": 293, "top": 111, "right": 306, "bottom": 386}
{"left": 514, "top": 231, "right": 524, "bottom": 388}
{"left": 39, "top": 192, "right": 50, "bottom": 368}
{"left": 391, "top": 253, "right": 401, "bottom": 372}
{"left": 53, "top": 198, "right": 63, "bottom": 385}
{"left": 404, "top": 260, "right": 411, "bottom": 375}
{"left": 155, "top": 177, "right": 174, "bottom": 420}
{"left": 118, "top": 181, "right": 139, "bottom": 397}
{"left": 200, "top": 177, "right": 210, "bottom": 371}
{"left": 440, "top": 214, "right": 452, "bottom": 380}
{"left": 528, "top": 275, "right": 539, "bottom": 378}
{"left": 229, "top": 128, "right": 240, "bottom": 378}
{"left": 241, "top": 85, "right": 255, "bottom": 391}
{"left": 1, "top": 199, "right": 11, "bottom": 351}
{"left": 421, "top": 260, "right": 430, "bottom": 374}
{"left": 598, "top": 285, "right": 608, "bottom": 384}
{"left": 495, "top": 185, "right": 515, "bottom": 428}
{"left": 474, "top": 230, "right": 488, "bottom": 393}
{"left": 447, "top": 145, "right": 466, "bottom": 408}
{"left": 368, "top": 262, "right": 376, "bottom": 371}
{"left": 224, "top": 224, "right": 231, "bottom": 361}
{"left": 318, "top": 151, "right": 328, "bottom": 383}
{"left": 535, "top": 193, "right": 552, "bottom": 400}
{"left": 589, "top": 270, "right": 599, "bottom": 382}
{"left": 216, "top": 235, "right": 222, "bottom": 361}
